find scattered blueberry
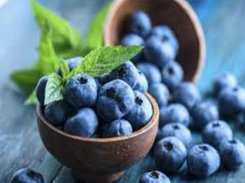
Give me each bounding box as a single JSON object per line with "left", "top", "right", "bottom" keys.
{"left": 121, "top": 34, "right": 145, "bottom": 46}
{"left": 36, "top": 76, "right": 49, "bottom": 105}
{"left": 149, "top": 83, "right": 169, "bottom": 108}
{"left": 213, "top": 73, "right": 237, "bottom": 95}
{"left": 187, "top": 144, "right": 220, "bottom": 177}
{"left": 134, "top": 70, "right": 148, "bottom": 93}
{"left": 64, "top": 108, "right": 98, "bottom": 137}
{"left": 139, "top": 171, "right": 171, "bottom": 183}
{"left": 57, "top": 57, "right": 83, "bottom": 76}
{"left": 11, "top": 168, "right": 44, "bottom": 183}
{"left": 96, "top": 79, "right": 135, "bottom": 122}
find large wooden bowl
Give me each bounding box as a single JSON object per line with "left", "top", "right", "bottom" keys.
{"left": 104, "top": 0, "right": 205, "bottom": 82}
{"left": 36, "top": 94, "right": 159, "bottom": 183}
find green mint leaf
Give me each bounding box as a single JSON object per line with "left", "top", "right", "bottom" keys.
{"left": 25, "top": 90, "right": 37, "bottom": 105}
{"left": 69, "top": 46, "right": 143, "bottom": 78}
{"left": 45, "top": 73, "right": 64, "bottom": 105}
{"left": 88, "top": 3, "right": 111, "bottom": 49}
{"left": 60, "top": 59, "right": 70, "bottom": 79}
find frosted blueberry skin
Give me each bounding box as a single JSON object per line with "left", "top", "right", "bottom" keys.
{"left": 202, "top": 120, "right": 233, "bottom": 149}
{"left": 57, "top": 57, "right": 83, "bottom": 76}
{"left": 36, "top": 76, "right": 49, "bottom": 105}
{"left": 121, "top": 33, "right": 145, "bottom": 46}
{"left": 218, "top": 86, "right": 245, "bottom": 117}
{"left": 154, "top": 136, "right": 187, "bottom": 174}
{"left": 219, "top": 139, "right": 245, "bottom": 170}
{"left": 65, "top": 73, "right": 98, "bottom": 109}
{"left": 213, "top": 73, "right": 237, "bottom": 95}
{"left": 134, "top": 70, "right": 149, "bottom": 94}
{"left": 149, "top": 83, "right": 169, "bottom": 108}
{"left": 187, "top": 144, "right": 220, "bottom": 178}
{"left": 139, "top": 171, "right": 171, "bottom": 183}
{"left": 10, "top": 168, "right": 44, "bottom": 183}
{"left": 64, "top": 108, "right": 98, "bottom": 137}
{"left": 125, "top": 91, "right": 153, "bottom": 131}
{"left": 96, "top": 79, "right": 135, "bottom": 122}
{"left": 159, "top": 104, "right": 190, "bottom": 127}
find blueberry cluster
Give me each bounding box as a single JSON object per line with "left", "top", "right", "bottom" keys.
{"left": 36, "top": 58, "right": 153, "bottom": 138}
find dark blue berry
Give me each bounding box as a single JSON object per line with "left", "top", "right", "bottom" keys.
{"left": 121, "top": 34, "right": 145, "bottom": 46}
{"left": 36, "top": 76, "right": 49, "bottom": 105}
{"left": 213, "top": 73, "right": 237, "bottom": 95}
{"left": 134, "top": 70, "right": 148, "bottom": 93}
{"left": 139, "top": 171, "right": 171, "bottom": 183}
{"left": 149, "top": 83, "right": 169, "bottom": 108}
{"left": 11, "top": 168, "right": 44, "bottom": 183}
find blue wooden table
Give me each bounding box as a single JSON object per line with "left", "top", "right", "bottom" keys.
{"left": 1, "top": 0, "right": 245, "bottom": 182}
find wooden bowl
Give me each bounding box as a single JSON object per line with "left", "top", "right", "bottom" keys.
{"left": 104, "top": 0, "right": 205, "bottom": 82}
{"left": 36, "top": 94, "right": 159, "bottom": 183}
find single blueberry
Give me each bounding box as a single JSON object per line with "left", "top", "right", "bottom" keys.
{"left": 157, "top": 123, "right": 192, "bottom": 147}
{"left": 10, "top": 168, "right": 44, "bottom": 183}
{"left": 136, "top": 62, "right": 162, "bottom": 84}
{"left": 144, "top": 36, "right": 176, "bottom": 68}
{"left": 213, "top": 73, "right": 237, "bottom": 95}
{"left": 202, "top": 120, "right": 233, "bottom": 149}
{"left": 191, "top": 101, "right": 219, "bottom": 131}
{"left": 128, "top": 10, "right": 152, "bottom": 38}
{"left": 159, "top": 104, "right": 190, "bottom": 127}
{"left": 149, "top": 83, "right": 170, "bottom": 108}
{"left": 36, "top": 76, "right": 49, "bottom": 105}
{"left": 64, "top": 108, "right": 98, "bottom": 137}
{"left": 154, "top": 136, "right": 187, "bottom": 174}
{"left": 95, "top": 73, "right": 111, "bottom": 89}
{"left": 103, "top": 119, "right": 133, "bottom": 138}
{"left": 125, "top": 91, "right": 153, "bottom": 130}
{"left": 65, "top": 73, "right": 97, "bottom": 109}
{"left": 187, "top": 144, "right": 220, "bottom": 177}
{"left": 57, "top": 57, "right": 83, "bottom": 76}
{"left": 121, "top": 33, "right": 145, "bottom": 46}
{"left": 218, "top": 86, "right": 245, "bottom": 117}
{"left": 173, "top": 82, "right": 201, "bottom": 110}
{"left": 139, "top": 170, "right": 171, "bottom": 183}
{"left": 162, "top": 61, "right": 183, "bottom": 91}
{"left": 96, "top": 79, "right": 135, "bottom": 122}
{"left": 219, "top": 139, "right": 245, "bottom": 170}
{"left": 134, "top": 70, "right": 149, "bottom": 93}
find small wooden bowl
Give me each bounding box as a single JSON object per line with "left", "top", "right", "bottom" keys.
{"left": 104, "top": 0, "right": 205, "bottom": 82}
{"left": 36, "top": 94, "right": 159, "bottom": 183}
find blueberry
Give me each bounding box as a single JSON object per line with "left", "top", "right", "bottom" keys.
{"left": 202, "top": 120, "right": 232, "bottom": 149}
{"left": 157, "top": 123, "right": 192, "bottom": 147}
{"left": 103, "top": 119, "right": 133, "bottom": 138}
{"left": 144, "top": 36, "right": 176, "bottom": 68}
{"left": 159, "top": 104, "right": 190, "bottom": 127}
{"left": 44, "top": 100, "right": 72, "bottom": 126}
{"left": 191, "top": 101, "right": 219, "bottom": 131}
{"left": 187, "top": 144, "right": 220, "bottom": 177}
{"left": 95, "top": 73, "right": 111, "bottom": 88}
{"left": 121, "top": 33, "right": 145, "bottom": 46}
{"left": 173, "top": 82, "right": 201, "bottom": 110}
{"left": 219, "top": 139, "right": 245, "bottom": 170}
{"left": 139, "top": 171, "right": 171, "bottom": 183}
{"left": 125, "top": 91, "right": 153, "bottom": 130}
{"left": 136, "top": 62, "right": 162, "bottom": 83}
{"left": 96, "top": 79, "right": 135, "bottom": 122}
{"left": 213, "top": 73, "right": 237, "bottom": 95}
{"left": 149, "top": 83, "right": 170, "bottom": 108}
{"left": 66, "top": 73, "right": 97, "bottom": 108}
{"left": 110, "top": 61, "right": 140, "bottom": 88}
{"left": 154, "top": 136, "right": 187, "bottom": 174}
{"left": 11, "top": 168, "right": 44, "bottom": 183}
{"left": 128, "top": 10, "right": 151, "bottom": 38}
{"left": 150, "top": 25, "right": 179, "bottom": 53}
{"left": 57, "top": 57, "right": 83, "bottom": 76}
{"left": 36, "top": 76, "right": 49, "bottom": 105}
{"left": 162, "top": 61, "right": 183, "bottom": 91}
{"left": 134, "top": 70, "right": 148, "bottom": 93}
{"left": 64, "top": 108, "right": 98, "bottom": 137}
{"left": 218, "top": 86, "right": 245, "bottom": 117}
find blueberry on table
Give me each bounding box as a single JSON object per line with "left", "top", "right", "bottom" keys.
{"left": 213, "top": 73, "right": 237, "bottom": 95}
{"left": 64, "top": 108, "right": 98, "bottom": 137}
{"left": 154, "top": 136, "right": 187, "bottom": 174}
{"left": 103, "top": 119, "right": 133, "bottom": 138}
{"left": 161, "top": 61, "right": 183, "bottom": 91}
{"left": 149, "top": 83, "right": 170, "bottom": 108}
{"left": 121, "top": 33, "right": 145, "bottom": 46}
{"left": 128, "top": 10, "right": 152, "bottom": 38}
{"left": 218, "top": 86, "right": 245, "bottom": 117}
{"left": 125, "top": 91, "right": 153, "bottom": 130}
{"left": 96, "top": 79, "right": 135, "bottom": 122}
{"left": 139, "top": 170, "right": 171, "bottom": 183}
{"left": 36, "top": 76, "right": 49, "bottom": 105}
{"left": 219, "top": 139, "right": 245, "bottom": 170}
{"left": 157, "top": 123, "right": 192, "bottom": 147}
{"left": 191, "top": 101, "right": 219, "bottom": 131}
{"left": 65, "top": 73, "right": 97, "bottom": 109}
{"left": 136, "top": 62, "right": 162, "bottom": 84}
{"left": 11, "top": 168, "right": 44, "bottom": 183}
{"left": 57, "top": 57, "right": 83, "bottom": 76}
{"left": 159, "top": 104, "right": 190, "bottom": 127}
{"left": 202, "top": 120, "right": 232, "bottom": 149}
{"left": 187, "top": 144, "right": 220, "bottom": 177}
{"left": 134, "top": 70, "right": 148, "bottom": 94}
{"left": 173, "top": 82, "right": 201, "bottom": 110}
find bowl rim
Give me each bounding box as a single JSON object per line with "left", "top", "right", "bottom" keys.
{"left": 37, "top": 93, "right": 159, "bottom": 143}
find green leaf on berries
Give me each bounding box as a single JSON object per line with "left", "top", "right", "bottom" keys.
{"left": 60, "top": 59, "right": 70, "bottom": 79}
{"left": 25, "top": 90, "right": 37, "bottom": 105}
